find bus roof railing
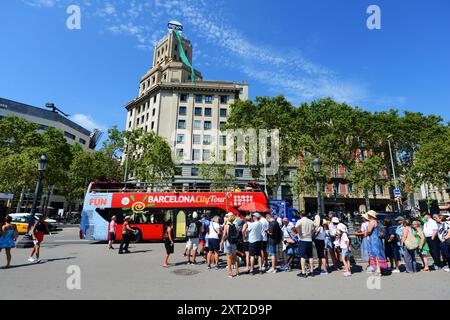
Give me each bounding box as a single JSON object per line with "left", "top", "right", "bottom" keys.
{"left": 88, "top": 181, "right": 265, "bottom": 194}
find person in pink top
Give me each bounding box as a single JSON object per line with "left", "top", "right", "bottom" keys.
{"left": 108, "top": 216, "right": 117, "bottom": 250}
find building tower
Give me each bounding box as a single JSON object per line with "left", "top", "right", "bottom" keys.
{"left": 124, "top": 22, "right": 249, "bottom": 189}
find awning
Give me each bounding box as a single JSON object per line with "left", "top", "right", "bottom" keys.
{"left": 238, "top": 201, "right": 270, "bottom": 213}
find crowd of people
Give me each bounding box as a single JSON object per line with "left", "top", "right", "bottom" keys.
{"left": 0, "top": 214, "right": 51, "bottom": 268}
{"left": 161, "top": 209, "right": 450, "bottom": 278}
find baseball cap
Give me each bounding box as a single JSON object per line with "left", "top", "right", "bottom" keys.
{"left": 192, "top": 211, "right": 198, "bottom": 219}
{"left": 252, "top": 212, "right": 261, "bottom": 218}
{"left": 331, "top": 217, "right": 339, "bottom": 224}
{"left": 337, "top": 223, "right": 348, "bottom": 233}
{"left": 395, "top": 216, "right": 405, "bottom": 221}
{"left": 225, "top": 212, "right": 234, "bottom": 217}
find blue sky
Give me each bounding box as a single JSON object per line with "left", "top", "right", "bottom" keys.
{"left": 1, "top": 0, "right": 449, "bottom": 134}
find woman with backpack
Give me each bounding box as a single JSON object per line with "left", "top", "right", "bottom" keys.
{"left": 221, "top": 213, "right": 239, "bottom": 278}
{"left": 400, "top": 219, "right": 418, "bottom": 273}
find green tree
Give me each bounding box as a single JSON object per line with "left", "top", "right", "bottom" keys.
{"left": 125, "top": 129, "right": 175, "bottom": 183}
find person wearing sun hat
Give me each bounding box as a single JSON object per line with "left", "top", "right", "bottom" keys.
{"left": 337, "top": 223, "right": 351, "bottom": 276}
{"left": 364, "top": 210, "right": 388, "bottom": 275}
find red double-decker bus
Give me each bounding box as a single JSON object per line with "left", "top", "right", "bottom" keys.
{"left": 80, "top": 181, "right": 268, "bottom": 242}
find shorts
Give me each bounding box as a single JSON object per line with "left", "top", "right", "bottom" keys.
{"left": 35, "top": 232, "right": 45, "bottom": 244}
{"left": 186, "top": 237, "right": 199, "bottom": 251}
{"left": 164, "top": 238, "right": 174, "bottom": 254}
{"left": 243, "top": 242, "right": 250, "bottom": 252}
{"left": 297, "top": 241, "right": 313, "bottom": 259}
{"left": 325, "top": 236, "right": 335, "bottom": 249}
{"left": 109, "top": 232, "right": 116, "bottom": 241}
{"left": 268, "top": 244, "right": 277, "bottom": 256}
{"left": 341, "top": 248, "right": 350, "bottom": 257}
{"left": 207, "top": 238, "right": 220, "bottom": 252}
{"left": 260, "top": 240, "right": 268, "bottom": 252}
{"left": 314, "top": 239, "right": 325, "bottom": 259}
{"left": 249, "top": 241, "right": 261, "bottom": 256}
{"left": 223, "top": 241, "right": 237, "bottom": 254}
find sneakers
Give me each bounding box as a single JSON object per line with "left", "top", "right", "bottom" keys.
{"left": 443, "top": 267, "right": 450, "bottom": 272}
{"left": 27, "top": 257, "right": 36, "bottom": 263}
{"left": 320, "top": 270, "right": 329, "bottom": 275}
{"left": 297, "top": 272, "right": 307, "bottom": 278}
{"left": 391, "top": 269, "right": 400, "bottom": 273}
{"left": 207, "top": 265, "right": 211, "bottom": 270}
{"left": 266, "top": 268, "right": 277, "bottom": 274}
{"left": 343, "top": 271, "right": 352, "bottom": 277}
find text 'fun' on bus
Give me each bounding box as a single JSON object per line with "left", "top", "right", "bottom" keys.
{"left": 80, "top": 181, "right": 269, "bottom": 243}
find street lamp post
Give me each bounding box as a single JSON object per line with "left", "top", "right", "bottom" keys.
{"left": 387, "top": 135, "right": 402, "bottom": 213}
{"left": 312, "top": 158, "right": 322, "bottom": 217}
{"left": 16, "top": 154, "right": 48, "bottom": 248}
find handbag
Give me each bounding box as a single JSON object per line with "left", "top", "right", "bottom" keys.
{"left": 404, "top": 228, "right": 418, "bottom": 250}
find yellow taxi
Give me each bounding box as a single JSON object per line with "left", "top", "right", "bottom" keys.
{"left": 9, "top": 214, "right": 31, "bottom": 234}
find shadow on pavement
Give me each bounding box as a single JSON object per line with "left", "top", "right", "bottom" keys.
{"left": 4, "top": 256, "right": 76, "bottom": 269}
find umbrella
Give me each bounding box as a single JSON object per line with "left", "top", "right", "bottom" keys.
{"left": 238, "top": 201, "right": 270, "bottom": 213}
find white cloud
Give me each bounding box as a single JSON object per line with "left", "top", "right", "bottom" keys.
{"left": 22, "top": 0, "right": 60, "bottom": 8}
{"left": 71, "top": 114, "right": 106, "bottom": 132}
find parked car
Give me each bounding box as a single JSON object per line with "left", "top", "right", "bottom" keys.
{"left": 9, "top": 213, "right": 58, "bottom": 234}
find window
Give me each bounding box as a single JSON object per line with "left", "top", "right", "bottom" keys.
{"left": 220, "top": 135, "right": 227, "bottom": 146}
{"left": 193, "top": 120, "right": 201, "bottom": 130}
{"left": 203, "top": 135, "right": 211, "bottom": 145}
{"left": 220, "top": 95, "right": 228, "bottom": 104}
{"left": 191, "top": 167, "right": 199, "bottom": 176}
{"left": 220, "top": 122, "right": 226, "bottom": 130}
{"left": 193, "top": 134, "right": 201, "bottom": 144}
{"left": 220, "top": 150, "right": 227, "bottom": 162}
{"left": 180, "top": 93, "right": 188, "bottom": 102}
{"left": 192, "top": 149, "right": 200, "bottom": 161}
{"left": 128, "top": 121, "right": 132, "bottom": 128}
{"left": 194, "top": 107, "right": 202, "bottom": 116}
{"left": 235, "top": 169, "right": 244, "bottom": 178}
{"left": 179, "top": 106, "right": 187, "bottom": 115}
{"left": 203, "top": 149, "right": 210, "bottom": 161}
{"left": 141, "top": 115, "right": 144, "bottom": 123}
{"left": 151, "top": 122, "right": 155, "bottom": 130}
{"left": 64, "top": 131, "right": 75, "bottom": 140}
{"left": 204, "top": 121, "right": 211, "bottom": 130}
{"left": 152, "top": 109, "right": 156, "bottom": 116}
{"left": 177, "top": 120, "right": 186, "bottom": 129}
{"left": 195, "top": 95, "right": 203, "bottom": 103}
{"left": 220, "top": 108, "right": 227, "bottom": 117}
{"left": 176, "top": 134, "right": 184, "bottom": 144}
{"left": 205, "top": 95, "right": 213, "bottom": 103}
{"left": 146, "top": 114, "right": 149, "bottom": 122}
{"left": 153, "top": 95, "right": 157, "bottom": 103}
{"left": 79, "top": 138, "right": 86, "bottom": 145}
{"left": 204, "top": 108, "right": 212, "bottom": 117}
{"left": 176, "top": 149, "right": 184, "bottom": 158}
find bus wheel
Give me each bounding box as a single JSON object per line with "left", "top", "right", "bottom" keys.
{"left": 130, "top": 228, "right": 142, "bottom": 243}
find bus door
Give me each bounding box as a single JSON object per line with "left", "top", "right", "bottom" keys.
{"left": 174, "top": 210, "right": 187, "bottom": 239}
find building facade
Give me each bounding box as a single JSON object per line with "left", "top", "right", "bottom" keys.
{"left": 124, "top": 26, "right": 249, "bottom": 188}
{"left": 0, "top": 97, "right": 100, "bottom": 214}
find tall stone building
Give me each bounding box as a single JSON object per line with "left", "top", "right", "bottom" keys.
{"left": 124, "top": 24, "right": 248, "bottom": 188}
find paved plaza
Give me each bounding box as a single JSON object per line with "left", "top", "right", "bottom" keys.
{"left": 1, "top": 227, "right": 449, "bottom": 300}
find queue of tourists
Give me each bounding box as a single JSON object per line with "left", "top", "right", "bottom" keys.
{"left": 163, "top": 209, "right": 450, "bottom": 278}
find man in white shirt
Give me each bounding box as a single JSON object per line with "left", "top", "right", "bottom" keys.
{"left": 423, "top": 214, "right": 441, "bottom": 269}
{"left": 295, "top": 211, "right": 315, "bottom": 277}
{"left": 282, "top": 218, "right": 295, "bottom": 240}
{"left": 259, "top": 214, "right": 269, "bottom": 271}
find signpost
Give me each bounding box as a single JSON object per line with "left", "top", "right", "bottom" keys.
{"left": 394, "top": 189, "right": 401, "bottom": 197}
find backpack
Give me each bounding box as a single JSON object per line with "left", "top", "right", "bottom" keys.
{"left": 270, "top": 222, "right": 282, "bottom": 244}
{"left": 199, "top": 220, "right": 206, "bottom": 234}
{"left": 404, "top": 228, "right": 418, "bottom": 250}
{"left": 187, "top": 221, "right": 199, "bottom": 238}
{"left": 227, "top": 224, "right": 239, "bottom": 244}
{"left": 377, "top": 225, "right": 387, "bottom": 239}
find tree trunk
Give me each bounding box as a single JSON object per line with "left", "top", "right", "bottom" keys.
{"left": 298, "top": 152, "right": 306, "bottom": 211}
